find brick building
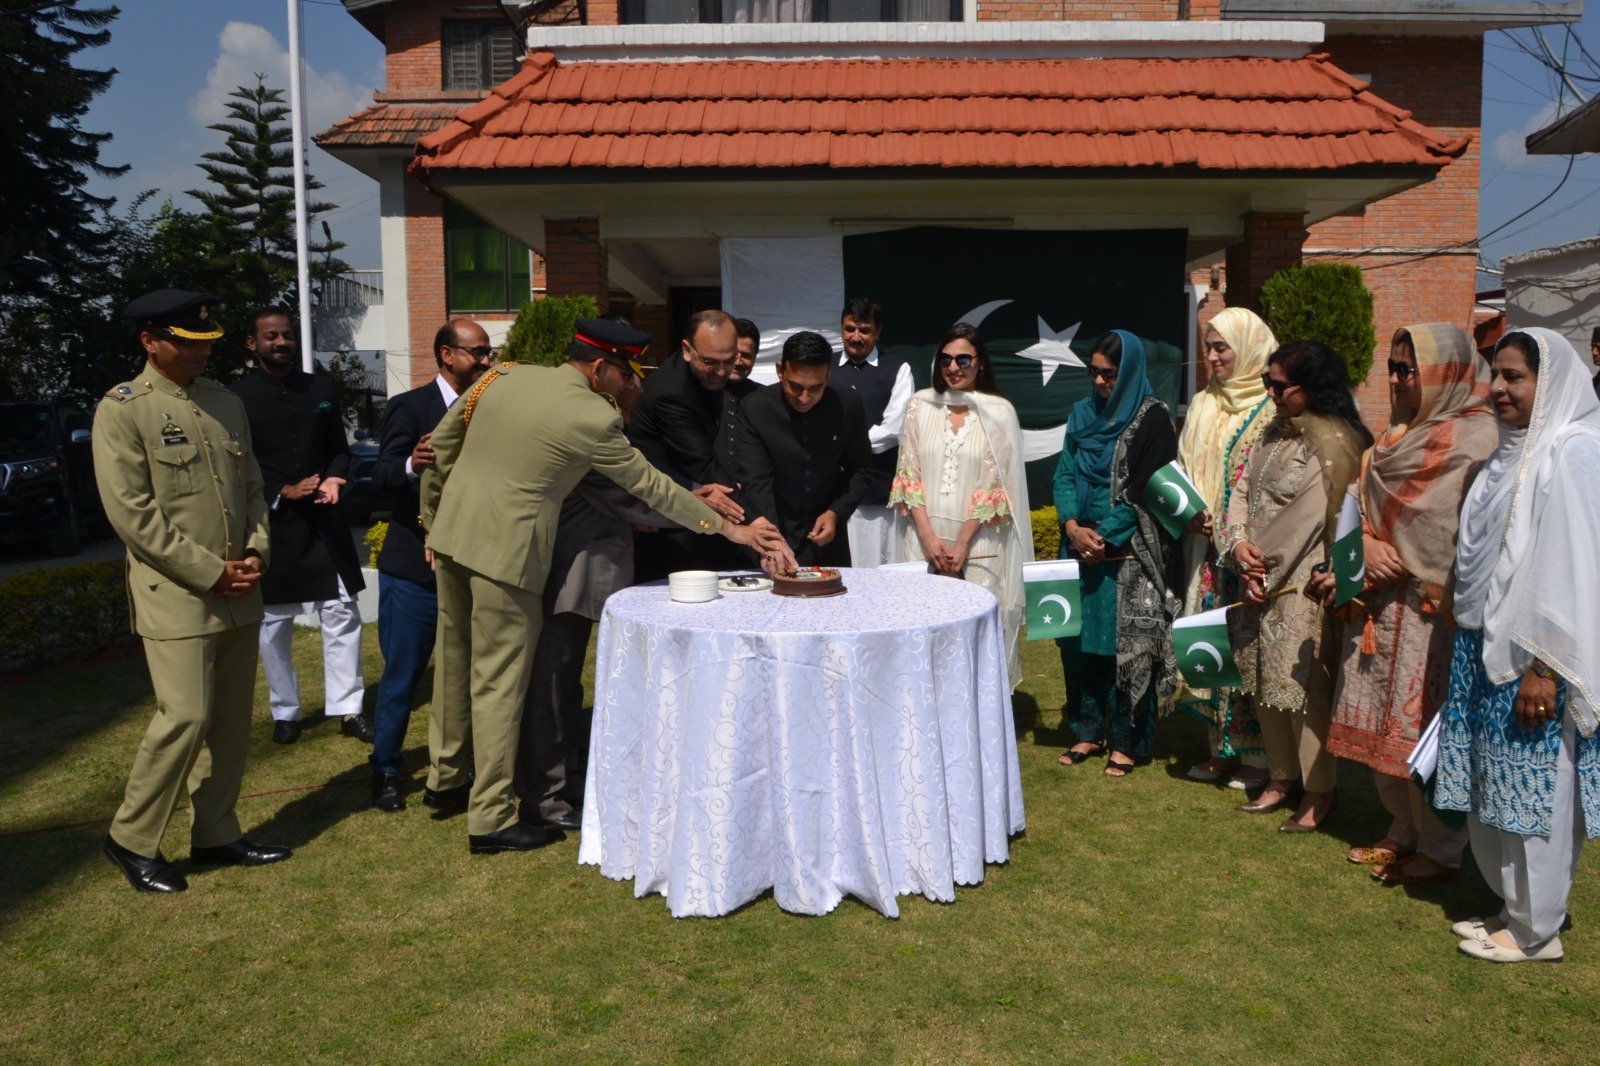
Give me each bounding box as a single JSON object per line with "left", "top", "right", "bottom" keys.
{"left": 318, "top": 0, "right": 1580, "bottom": 442}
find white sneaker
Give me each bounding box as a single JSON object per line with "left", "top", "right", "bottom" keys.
{"left": 1458, "top": 933, "right": 1564, "bottom": 963}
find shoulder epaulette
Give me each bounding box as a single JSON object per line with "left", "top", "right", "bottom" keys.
{"left": 102, "top": 383, "right": 141, "bottom": 405}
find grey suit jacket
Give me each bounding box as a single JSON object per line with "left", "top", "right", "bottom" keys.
{"left": 547, "top": 471, "right": 669, "bottom": 621}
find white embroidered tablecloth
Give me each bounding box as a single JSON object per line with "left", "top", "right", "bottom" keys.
{"left": 577, "top": 567, "right": 1025, "bottom": 918}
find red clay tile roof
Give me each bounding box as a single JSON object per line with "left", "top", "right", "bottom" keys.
{"left": 317, "top": 100, "right": 474, "bottom": 149}
{"left": 411, "top": 51, "right": 1468, "bottom": 174}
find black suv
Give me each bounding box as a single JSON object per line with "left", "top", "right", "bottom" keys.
{"left": 0, "top": 400, "right": 103, "bottom": 556}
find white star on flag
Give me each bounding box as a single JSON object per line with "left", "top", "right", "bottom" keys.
{"left": 1014, "top": 316, "right": 1084, "bottom": 385}
{"left": 1042, "top": 611, "right": 1056, "bottom": 625}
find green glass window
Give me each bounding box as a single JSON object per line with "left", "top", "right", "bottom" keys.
{"left": 445, "top": 200, "right": 532, "bottom": 313}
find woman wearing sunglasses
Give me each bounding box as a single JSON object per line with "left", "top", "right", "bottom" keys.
{"left": 1220, "top": 340, "right": 1371, "bottom": 831}
{"left": 1433, "top": 328, "right": 1600, "bottom": 963}
{"left": 889, "top": 322, "right": 1033, "bottom": 688}
{"left": 1306, "top": 326, "right": 1495, "bottom": 884}
{"left": 1053, "top": 330, "right": 1181, "bottom": 777}
{"left": 1175, "top": 308, "right": 1277, "bottom": 789}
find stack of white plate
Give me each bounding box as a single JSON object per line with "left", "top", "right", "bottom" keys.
{"left": 667, "top": 569, "right": 720, "bottom": 603}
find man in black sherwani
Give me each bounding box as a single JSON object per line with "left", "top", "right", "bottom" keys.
{"left": 732, "top": 330, "right": 882, "bottom": 569}
{"left": 233, "top": 307, "right": 370, "bottom": 746}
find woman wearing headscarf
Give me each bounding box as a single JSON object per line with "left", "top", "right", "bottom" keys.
{"left": 1053, "top": 330, "right": 1180, "bottom": 777}
{"left": 890, "top": 322, "right": 1033, "bottom": 688}
{"left": 1435, "top": 328, "right": 1600, "bottom": 964}
{"left": 1221, "top": 340, "right": 1371, "bottom": 831}
{"left": 1176, "top": 308, "right": 1276, "bottom": 787}
{"left": 1306, "top": 325, "right": 1496, "bottom": 884}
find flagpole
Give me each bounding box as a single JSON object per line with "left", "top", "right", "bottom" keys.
{"left": 1222, "top": 587, "right": 1299, "bottom": 611}
{"left": 287, "top": 0, "right": 314, "bottom": 373}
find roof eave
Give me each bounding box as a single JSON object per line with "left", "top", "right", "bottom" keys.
{"left": 1222, "top": 0, "right": 1583, "bottom": 35}
{"left": 1525, "top": 92, "right": 1600, "bottom": 155}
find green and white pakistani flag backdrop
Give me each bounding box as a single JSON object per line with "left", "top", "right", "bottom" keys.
{"left": 1172, "top": 606, "right": 1243, "bottom": 689}
{"left": 1023, "top": 559, "right": 1081, "bottom": 640}
{"left": 721, "top": 228, "right": 1190, "bottom": 504}
{"left": 1332, "top": 492, "right": 1365, "bottom": 607}
{"left": 1143, "top": 460, "right": 1206, "bottom": 539}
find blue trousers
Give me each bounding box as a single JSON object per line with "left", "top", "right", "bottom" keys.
{"left": 370, "top": 571, "right": 438, "bottom": 776}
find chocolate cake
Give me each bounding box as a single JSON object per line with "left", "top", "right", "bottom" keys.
{"left": 771, "top": 566, "right": 846, "bottom": 598}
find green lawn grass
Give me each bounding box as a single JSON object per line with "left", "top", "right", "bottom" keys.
{"left": 2, "top": 629, "right": 1596, "bottom": 1063}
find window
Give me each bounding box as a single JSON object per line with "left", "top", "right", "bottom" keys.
{"left": 442, "top": 20, "right": 518, "bottom": 91}
{"left": 445, "top": 201, "right": 533, "bottom": 312}
{"left": 620, "top": 0, "right": 961, "bottom": 23}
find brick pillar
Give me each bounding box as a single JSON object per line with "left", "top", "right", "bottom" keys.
{"left": 544, "top": 217, "right": 608, "bottom": 314}
{"left": 1224, "top": 210, "right": 1307, "bottom": 313}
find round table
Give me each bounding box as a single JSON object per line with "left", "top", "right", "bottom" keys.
{"left": 577, "top": 567, "right": 1025, "bottom": 918}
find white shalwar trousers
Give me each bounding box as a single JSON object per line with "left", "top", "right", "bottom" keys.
{"left": 260, "top": 576, "right": 365, "bottom": 723}
{"left": 1468, "top": 712, "right": 1588, "bottom": 949}
{"left": 847, "top": 504, "right": 897, "bottom": 568}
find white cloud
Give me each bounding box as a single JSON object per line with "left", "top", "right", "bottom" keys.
{"left": 186, "top": 21, "right": 381, "bottom": 263}
{"left": 189, "top": 21, "right": 372, "bottom": 136}
{"left": 1491, "top": 99, "right": 1563, "bottom": 167}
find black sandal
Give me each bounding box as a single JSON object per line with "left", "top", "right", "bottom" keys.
{"left": 1059, "top": 744, "right": 1106, "bottom": 766}
{"left": 1104, "top": 756, "right": 1136, "bottom": 778}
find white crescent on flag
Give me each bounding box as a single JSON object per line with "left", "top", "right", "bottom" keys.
{"left": 1161, "top": 481, "right": 1190, "bottom": 518}
{"left": 1188, "top": 641, "right": 1225, "bottom": 673}
{"left": 1040, "top": 593, "right": 1074, "bottom": 623}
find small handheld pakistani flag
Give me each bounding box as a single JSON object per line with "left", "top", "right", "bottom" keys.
{"left": 1143, "top": 460, "right": 1206, "bottom": 539}
{"left": 1023, "top": 560, "right": 1081, "bottom": 640}
{"left": 1172, "top": 606, "right": 1243, "bottom": 689}
{"left": 1332, "top": 491, "right": 1365, "bottom": 607}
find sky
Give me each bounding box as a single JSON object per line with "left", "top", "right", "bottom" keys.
{"left": 78, "top": 2, "right": 1600, "bottom": 283}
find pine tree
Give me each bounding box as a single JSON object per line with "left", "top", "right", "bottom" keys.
{"left": 0, "top": 1, "right": 128, "bottom": 299}
{"left": 188, "top": 75, "right": 348, "bottom": 332}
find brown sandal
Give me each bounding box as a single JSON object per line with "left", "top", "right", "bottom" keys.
{"left": 1348, "top": 839, "right": 1413, "bottom": 866}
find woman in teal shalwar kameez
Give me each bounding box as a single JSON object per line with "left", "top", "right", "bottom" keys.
{"left": 1054, "top": 330, "right": 1181, "bottom": 776}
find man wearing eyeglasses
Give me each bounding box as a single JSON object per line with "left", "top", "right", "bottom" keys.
{"left": 233, "top": 306, "right": 370, "bottom": 747}
{"left": 628, "top": 308, "right": 755, "bottom": 576}
{"left": 367, "top": 319, "right": 493, "bottom": 812}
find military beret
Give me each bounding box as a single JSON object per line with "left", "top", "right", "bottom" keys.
{"left": 573, "top": 316, "right": 649, "bottom": 379}
{"left": 124, "top": 289, "right": 224, "bottom": 341}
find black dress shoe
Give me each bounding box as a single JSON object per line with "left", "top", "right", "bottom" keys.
{"left": 423, "top": 784, "right": 470, "bottom": 813}
{"left": 542, "top": 810, "right": 582, "bottom": 831}
{"left": 103, "top": 834, "right": 187, "bottom": 893}
{"left": 190, "top": 838, "right": 293, "bottom": 866}
{"left": 272, "top": 720, "right": 301, "bottom": 745}
{"left": 340, "top": 714, "right": 376, "bottom": 743}
{"left": 372, "top": 771, "right": 405, "bottom": 812}
{"left": 469, "top": 822, "right": 565, "bottom": 855}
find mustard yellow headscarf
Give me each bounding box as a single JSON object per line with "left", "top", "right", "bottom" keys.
{"left": 1177, "top": 307, "right": 1275, "bottom": 512}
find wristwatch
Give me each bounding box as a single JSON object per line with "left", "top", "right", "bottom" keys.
{"left": 1530, "top": 660, "right": 1557, "bottom": 681}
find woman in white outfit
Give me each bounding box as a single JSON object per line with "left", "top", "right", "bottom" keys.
{"left": 1435, "top": 327, "right": 1600, "bottom": 963}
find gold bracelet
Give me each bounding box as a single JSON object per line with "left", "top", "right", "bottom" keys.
{"left": 1530, "top": 660, "right": 1557, "bottom": 681}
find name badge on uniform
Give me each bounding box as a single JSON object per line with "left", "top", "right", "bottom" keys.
{"left": 161, "top": 418, "right": 189, "bottom": 445}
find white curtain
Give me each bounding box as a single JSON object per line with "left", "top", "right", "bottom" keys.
{"left": 723, "top": 0, "right": 814, "bottom": 22}
{"left": 719, "top": 236, "right": 844, "bottom": 385}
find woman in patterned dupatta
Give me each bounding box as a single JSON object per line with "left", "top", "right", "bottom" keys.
{"left": 1053, "top": 330, "right": 1181, "bottom": 777}
{"left": 1176, "top": 307, "right": 1276, "bottom": 788}
{"left": 1221, "top": 341, "right": 1371, "bottom": 832}
{"left": 1435, "top": 328, "right": 1600, "bottom": 964}
{"left": 1308, "top": 325, "right": 1495, "bottom": 884}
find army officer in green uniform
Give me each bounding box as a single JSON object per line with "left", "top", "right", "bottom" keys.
{"left": 95, "top": 290, "right": 292, "bottom": 893}
{"left": 420, "top": 316, "right": 796, "bottom": 855}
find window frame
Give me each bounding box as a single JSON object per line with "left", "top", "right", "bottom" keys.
{"left": 443, "top": 200, "right": 534, "bottom": 314}
{"left": 440, "top": 19, "right": 519, "bottom": 92}
{"left": 619, "top": 0, "right": 963, "bottom": 24}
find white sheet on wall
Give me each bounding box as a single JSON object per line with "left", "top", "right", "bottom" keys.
{"left": 720, "top": 236, "right": 846, "bottom": 385}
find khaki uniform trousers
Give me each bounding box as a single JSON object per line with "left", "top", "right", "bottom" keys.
{"left": 110, "top": 624, "right": 260, "bottom": 858}
{"left": 428, "top": 552, "right": 540, "bottom": 836}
